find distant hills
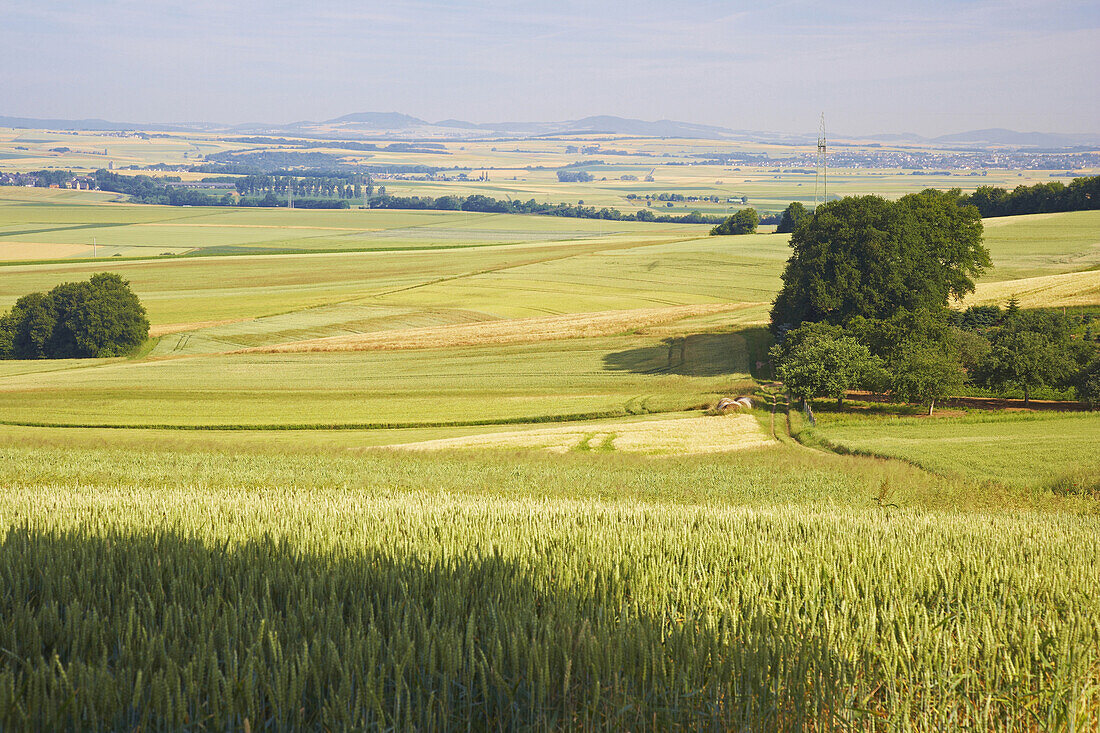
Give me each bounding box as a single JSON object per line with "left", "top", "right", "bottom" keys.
{"left": 1, "top": 113, "right": 1098, "bottom": 148}
{"left": 865, "top": 128, "right": 1100, "bottom": 149}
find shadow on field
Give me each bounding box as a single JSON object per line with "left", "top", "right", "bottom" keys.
{"left": 602, "top": 333, "right": 748, "bottom": 376}
{"left": 0, "top": 527, "right": 854, "bottom": 731}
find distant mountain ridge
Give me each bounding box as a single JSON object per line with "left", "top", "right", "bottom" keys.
{"left": 861, "top": 128, "right": 1100, "bottom": 148}
{"left": 323, "top": 112, "right": 427, "bottom": 128}
{"left": 1, "top": 113, "right": 1098, "bottom": 148}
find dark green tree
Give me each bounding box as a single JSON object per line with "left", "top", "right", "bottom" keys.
{"left": 9, "top": 292, "right": 56, "bottom": 359}
{"left": 775, "top": 202, "right": 809, "bottom": 234}
{"left": 1, "top": 274, "right": 148, "bottom": 359}
{"left": 977, "top": 310, "right": 1078, "bottom": 404}
{"left": 59, "top": 273, "right": 150, "bottom": 357}
{"left": 843, "top": 307, "right": 972, "bottom": 412}
{"left": 847, "top": 307, "right": 955, "bottom": 359}
{"left": 710, "top": 208, "right": 759, "bottom": 236}
{"left": 949, "top": 326, "right": 992, "bottom": 372}
{"left": 0, "top": 311, "right": 13, "bottom": 357}
{"left": 770, "top": 191, "right": 989, "bottom": 332}
{"left": 1076, "top": 355, "right": 1100, "bottom": 408}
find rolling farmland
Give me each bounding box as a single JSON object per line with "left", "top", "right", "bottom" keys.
{"left": 0, "top": 151, "right": 1098, "bottom": 729}
{"left": 4, "top": 0, "right": 1099, "bottom": 722}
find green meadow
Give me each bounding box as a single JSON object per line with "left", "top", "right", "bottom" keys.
{"left": 802, "top": 409, "right": 1100, "bottom": 491}
{"left": 980, "top": 210, "right": 1100, "bottom": 281}
{"left": 0, "top": 333, "right": 754, "bottom": 427}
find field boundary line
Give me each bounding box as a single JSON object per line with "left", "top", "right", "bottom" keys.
{"left": 0, "top": 407, "right": 700, "bottom": 432}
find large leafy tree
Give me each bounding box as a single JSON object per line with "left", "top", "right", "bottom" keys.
{"left": 890, "top": 343, "right": 966, "bottom": 415}
{"left": 770, "top": 190, "right": 989, "bottom": 332}
{"left": 976, "top": 310, "right": 1079, "bottom": 405}
{"left": 60, "top": 273, "right": 150, "bottom": 357}
{"left": 846, "top": 308, "right": 968, "bottom": 414}
{"left": 1, "top": 273, "right": 149, "bottom": 359}
{"left": 1077, "top": 355, "right": 1100, "bottom": 408}
{"left": 980, "top": 331, "right": 1069, "bottom": 405}
{"left": 9, "top": 292, "right": 56, "bottom": 359}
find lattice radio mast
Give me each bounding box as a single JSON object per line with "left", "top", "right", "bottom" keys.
{"left": 814, "top": 113, "right": 827, "bottom": 209}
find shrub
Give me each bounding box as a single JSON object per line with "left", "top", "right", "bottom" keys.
{"left": 710, "top": 208, "right": 759, "bottom": 236}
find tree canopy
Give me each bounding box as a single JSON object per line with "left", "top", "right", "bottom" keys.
{"left": 775, "top": 202, "right": 809, "bottom": 234}
{"left": 957, "top": 175, "right": 1100, "bottom": 217}
{"left": 770, "top": 191, "right": 989, "bottom": 333}
{"left": 0, "top": 273, "right": 149, "bottom": 359}
{"left": 710, "top": 208, "right": 759, "bottom": 236}
{"left": 975, "top": 309, "right": 1081, "bottom": 404}
{"left": 889, "top": 343, "right": 966, "bottom": 415}
{"left": 769, "top": 323, "right": 881, "bottom": 406}
{"left": 1077, "top": 355, "right": 1100, "bottom": 408}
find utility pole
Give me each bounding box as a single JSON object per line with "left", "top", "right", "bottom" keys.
{"left": 814, "top": 113, "right": 827, "bottom": 210}
{"left": 93, "top": 236, "right": 96, "bottom": 258}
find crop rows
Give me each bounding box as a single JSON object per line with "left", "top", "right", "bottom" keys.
{"left": 1, "top": 474, "right": 1098, "bottom": 730}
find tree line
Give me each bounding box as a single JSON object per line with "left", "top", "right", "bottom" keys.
{"left": 199, "top": 151, "right": 441, "bottom": 175}
{"left": 956, "top": 175, "right": 1099, "bottom": 217}
{"left": 232, "top": 174, "right": 368, "bottom": 199}
{"left": 367, "top": 193, "right": 725, "bottom": 223}
{"left": 93, "top": 171, "right": 351, "bottom": 208}
{"left": 768, "top": 190, "right": 1099, "bottom": 413}
{"left": 56, "top": 170, "right": 723, "bottom": 221}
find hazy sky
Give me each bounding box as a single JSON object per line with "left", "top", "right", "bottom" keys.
{"left": 2, "top": 0, "right": 1097, "bottom": 136}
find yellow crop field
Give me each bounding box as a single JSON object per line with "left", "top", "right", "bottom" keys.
{"left": 244, "top": 303, "right": 749, "bottom": 353}
{"left": 388, "top": 412, "right": 772, "bottom": 454}
{"left": 963, "top": 268, "right": 1100, "bottom": 308}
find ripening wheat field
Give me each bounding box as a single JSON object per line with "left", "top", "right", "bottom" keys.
{"left": 0, "top": 444, "right": 1098, "bottom": 731}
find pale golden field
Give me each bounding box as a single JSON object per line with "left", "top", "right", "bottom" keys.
{"left": 387, "top": 412, "right": 772, "bottom": 455}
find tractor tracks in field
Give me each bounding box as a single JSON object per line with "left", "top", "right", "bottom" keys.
{"left": 367, "top": 234, "right": 704, "bottom": 300}
{"left": 144, "top": 233, "right": 711, "bottom": 359}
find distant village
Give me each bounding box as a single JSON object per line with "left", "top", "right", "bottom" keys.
{"left": 0, "top": 171, "right": 98, "bottom": 189}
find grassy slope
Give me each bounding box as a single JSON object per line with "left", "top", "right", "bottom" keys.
{"left": 0, "top": 332, "right": 753, "bottom": 427}
{"left": 962, "top": 210, "right": 1100, "bottom": 307}
{"left": 1, "top": 234, "right": 709, "bottom": 324}
{"left": 980, "top": 210, "right": 1100, "bottom": 281}
{"left": 0, "top": 202, "right": 1096, "bottom": 438}
{"left": 0, "top": 191, "right": 704, "bottom": 260}
{"left": 805, "top": 410, "right": 1100, "bottom": 490}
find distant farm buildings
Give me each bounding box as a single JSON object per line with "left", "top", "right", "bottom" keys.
{"left": 0, "top": 172, "right": 96, "bottom": 189}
